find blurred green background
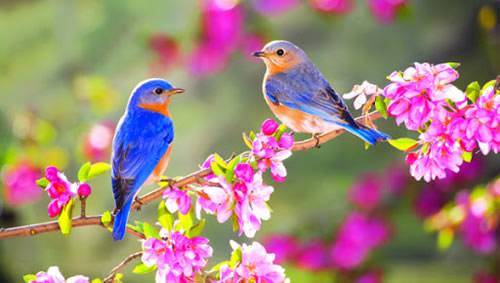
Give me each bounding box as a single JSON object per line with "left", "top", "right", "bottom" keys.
{"left": 0, "top": 0, "right": 499, "bottom": 282}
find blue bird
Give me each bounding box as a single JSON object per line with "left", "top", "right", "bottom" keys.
{"left": 253, "top": 40, "right": 389, "bottom": 145}
{"left": 111, "top": 78, "right": 184, "bottom": 241}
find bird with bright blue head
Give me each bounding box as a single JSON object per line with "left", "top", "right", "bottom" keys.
{"left": 253, "top": 40, "right": 390, "bottom": 145}
{"left": 111, "top": 78, "right": 184, "bottom": 241}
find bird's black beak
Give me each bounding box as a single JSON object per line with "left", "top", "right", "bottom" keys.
{"left": 167, "top": 88, "right": 185, "bottom": 96}
{"left": 252, "top": 51, "right": 265, "bottom": 57}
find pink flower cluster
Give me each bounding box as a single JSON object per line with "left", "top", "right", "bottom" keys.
{"left": 28, "top": 266, "right": 89, "bottom": 283}
{"left": 163, "top": 186, "right": 191, "bottom": 215}
{"left": 44, "top": 167, "right": 91, "bottom": 217}
{"left": 196, "top": 119, "right": 293, "bottom": 238}
{"left": 217, "top": 241, "right": 289, "bottom": 283}
{"left": 2, "top": 161, "right": 43, "bottom": 206}
{"left": 142, "top": 227, "right": 213, "bottom": 283}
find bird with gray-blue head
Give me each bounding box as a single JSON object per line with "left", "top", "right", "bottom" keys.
{"left": 253, "top": 40, "right": 390, "bottom": 145}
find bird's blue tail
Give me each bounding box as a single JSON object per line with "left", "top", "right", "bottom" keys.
{"left": 338, "top": 122, "right": 390, "bottom": 145}
{"left": 112, "top": 198, "right": 133, "bottom": 241}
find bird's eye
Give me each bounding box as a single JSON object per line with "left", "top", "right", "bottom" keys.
{"left": 154, "top": 88, "right": 163, "bottom": 95}
{"left": 276, "top": 49, "right": 284, "bottom": 56}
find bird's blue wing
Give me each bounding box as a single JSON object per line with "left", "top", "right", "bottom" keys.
{"left": 111, "top": 112, "right": 174, "bottom": 210}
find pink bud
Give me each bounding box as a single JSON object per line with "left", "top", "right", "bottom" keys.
{"left": 234, "top": 163, "right": 254, "bottom": 183}
{"left": 405, "top": 152, "right": 418, "bottom": 165}
{"left": 78, "top": 183, "right": 91, "bottom": 196}
{"left": 202, "top": 154, "right": 216, "bottom": 169}
{"left": 233, "top": 182, "right": 248, "bottom": 202}
{"left": 278, "top": 133, "right": 294, "bottom": 149}
{"left": 48, "top": 199, "right": 62, "bottom": 217}
{"left": 45, "top": 166, "right": 60, "bottom": 182}
{"left": 261, "top": 119, "right": 279, "bottom": 136}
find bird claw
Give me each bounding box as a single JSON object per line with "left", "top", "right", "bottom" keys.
{"left": 313, "top": 134, "right": 321, "bottom": 148}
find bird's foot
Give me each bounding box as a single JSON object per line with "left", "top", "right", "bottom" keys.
{"left": 313, "top": 133, "right": 321, "bottom": 148}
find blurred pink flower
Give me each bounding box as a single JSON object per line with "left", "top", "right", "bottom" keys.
{"left": 331, "top": 212, "right": 390, "bottom": 270}
{"left": 348, "top": 173, "right": 383, "bottom": 211}
{"left": 261, "top": 234, "right": 299, "bottom": 264}
{"left": 2, "top": 162, "right": 43, "bottom": 206}
{"left": 253, "top": 0, "right": 299, "bottom": 15}
{"left": 295, "top": 239, "right": 329, "bottom": 271}
{"left": 355, "top": 270, "right": 384, "bottom": 283}
{"left": 413, "top": 186, "right": 445, "bottom": 219}
{"left": 385, "top": 164, "right": 409, "bottom": 195}
{"left": 461, "top": 212, "right": 496, "bottom": 254}
{"left": 367, "top": 0, "right": 409, "bottom": 24}
{"left": 473, "top": 270, "right": 500, "bottom": 283}
{"left": 217, "top": 241, "right": 288, "bottom": 283}
{"left": 82, "top": 121, "right": 115, "bottom": 162}
{"left": 241, "top": 32, "right": 267, "bottom": 62}
{"left": 30, "top": 266, "right": 89, "bottom": 283}
{"left": 163, "top": 186, "right": 192, "bottom": 215}
{"left": 148, "top": 33, "right": 181, "bottom": 74}
{"left": 310, "top": 0, "right": 354, "bottom": 14}
{"left": 142, "top": 228, "right": 213, "bottom": 282}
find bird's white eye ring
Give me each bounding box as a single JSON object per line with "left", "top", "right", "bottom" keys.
{"left": 276, "top": 49, "right": 284, "bottom": 56}
{"left": 154, "top": 88, "right": 163, "bottom": 95}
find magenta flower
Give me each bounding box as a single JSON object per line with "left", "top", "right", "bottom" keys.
{"left": 295, "top": 239, "right": 329, "bottom": 271}
{"left": 348, "top": 173, "right": 383, "bottom": 211}
{"left": 234, "top": 163, "right": 254, "bottom": 183}
{"left": 77, "top": 183, "right": 91, "bottom": 197}
{"left": 343, "top": 81, "right": 382, "bottom": 110}
{"left": 2, "top": 162, "right": 43, "bottom": 206}
{"left": 218, "top": 241, "right": 289, "bottom": 283}
{"left": 142, "top": 228, "right": 213, "bottom": 282}
{"left": 252, "top": 133, "right": 293, "bottom": 182}
{"left": 253, "top": 0, "right": 299, "bottom": 15}
{"left": 355, "top": 270, "right": 383, "bottom": 283}
{"left": 384, "top": 62, "right": 463, "bottom": 131}
{"left": 29, "top": 266, "right": 89, "bottom": 283}
{"left": 163, "top": 186, "right": 192, "bottom": 215}
{"left": 261, "top": 234, "right": 299, "bottom": 264}
{"left": 413, "top": 186, "right": 445, "bottom": 219}
{"left": 261, "top": 119, "right": 279, "bottom": 136}
{"left": 47, "top": 200, "right": 63, "bottom": 218}
{"left": 196, "top": 175, "right": 235, "bottom": 223}
{"left": 310, "top": 0, "right": 354, "bottom": 14}
{"left": 241, "top": 32, "right": 267, "bottom": 62}
{"left": 43, "top": 167, "right": 79, "bottom": 217}
{"left": 473, "top": 270, "right": 499, "bottom": 283}
{"left": 367, "top": 0, "right": 408, "bottom": 24}
{"left": 331, "top": 212, "right": 390, "bottom": 270}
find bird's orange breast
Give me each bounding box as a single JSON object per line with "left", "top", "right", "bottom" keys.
{"left": 145, "top": 144, "right": 172, "bottom": 185}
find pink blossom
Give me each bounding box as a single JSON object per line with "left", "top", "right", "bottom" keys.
{"left": 348, "top": 173, "right": 383, "bottom": 211}
{"left": 241, "top": 32, "right": 267, "bottom": 62}
{"left": 234, "top": 163, "right": 254, "bottom": 183}
{"left": 413, "top": 186, "right": 445, "bottom": 219}
{"left": 473, "top": 270, "right": 499, "bottom": 283}
{"left": 310, "top": 0, "right": 354, "bottom": 14}
{"left": 148, "top": 33, "right": 181, "bottom": 74}
{"left": 253, "top": 133, "right": 293, "bottom": 183}
{"left": 278, "top": 133, "right": 294, "bottom": 149}
{"left": 367, "top": 0, "right": 408, "bottom": 24}
{"left": 141, "top": 228, "right": 213, "bottom": 282}
{"left": 188, "top": 41, "right": 230, "bottom": 76}
{"left": 196, "top": 175, "right": 235, "bottom": 223}
{"left": 261, "top": 119, "right": 279, "bottom": 136}
{"left": 81, "top": 121, "right": 115, "bottom": 162}
{"left": 47, "top": 200, "right": 63, "bottom": 218}
{"left": 77, "top": 183, "right": 91, "bottom": 197}
{"left": 2, "top": 162, "right": 43, "bottom": 206}
{"left": 261, "top": 234, "right": 299, "bottom": 264}
{"left": 29, "top": 266, "right": 89, "bottom": 283}
{"left": 253, "top": 134, "right": 279, "bottom": 159}
{"left": 295, "top": 239, "right": 329, "bottom": 271}
{"left": 218, "top": 241, "right": 288, "bottom": 283}
{"left": 163, "top": 186, "right": 192, "bottom": 215}
{"left": 253, "top": 0, "right": 299, "bottom": 15}
{"left": 343, "top": 81, "right": 382, "bottom": 110}
{"left": 331, "top": 212, "right": 390, "bottom": 270}
{"left": 355, "top": 270, "right": 383, "bottom": 283}
{"left": 43, "top": 166, "right": 78, "bottom": 217}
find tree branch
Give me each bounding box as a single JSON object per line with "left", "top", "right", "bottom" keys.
{"left": 103, "top": 252, "right": 143, "bottom": 283}
{"left": 0, "top": 111, "right": 383, "bottom": 240}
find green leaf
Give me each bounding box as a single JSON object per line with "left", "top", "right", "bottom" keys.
{"left": 481, "top": 79, "right": 496, "bottom": 93}
{"left": 187, "top": 219, "right": 206, "bottom": 238}
{"left": 388, "top": 138, "right": 418, "bottom": 151}
{"left": 224, "top": 155, "right": 241, "bottom": 183}
{"left": 446, "top": 62, "right": 460, "bottom": 69}
{"left": 179, "top": 208, "right": 194, "bottom": 231}
{"left": 437, "top": 228, "right": 454, "bottom": 251}
{"left": 243, "top": 133, "right": 253, "bottom": 149}
{"left": 466, "top": 81, "right": 480, "bottom": 103}
{"left": 461, "top": 151, "right": 473, "bottom": 162}
{"left": 210, "top": 261, "right": 230, "bottom": 273}
{"left": 58, "top": 199, "right": 74, "bottom": 236}
{"left": 364, "top": 142, "right": 370, "bottom": 150}
{"left": 249, "top": 131, "right": 256, "bottom": 140}
{"left": 214, "top": 153, "right": 227, "bottom": 169}
{"left": 127, "top": 222, "right": 144, "bottom": 234}
{"left": 78, "top": 162, "right": 91, "bottom": 182}
{"left": 210, "top": 162, "right": 225, "bottom": 177}
{"left": 230, "top": 247, "right": 242, "bottom": 268}
{"left": 91, "top": 279, "right": 103, "bottom": 283}
{"left": 87, "top": 162, "right": 111, "bottom": 180}
{"left": 158, "top": 201, "right": 174, "bottom": 231}
{"left": 133, "top": 262, "right": 157, "bottom": 274}
{"left": 231, "top": 213, "right": 239, "bottom": 232}
{"left": 36, "top": 177, "right": 49, "bottom": 188}
{"left": 274, "top": 123, "right": 287, "bottom": 142}
{"left": 23, "top": 274, "right": 37, "bottom": 282}
{"left": 143, "top": 222, "right": 161, "bottom": 239}
{"left": 101, "top": 210, "right": 112, "bottom": 226}
{"left": 375, "top": 96, "right": 388, "bottom": 119}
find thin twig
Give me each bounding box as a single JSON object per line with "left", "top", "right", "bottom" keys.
{"left": 103, "top": 252, "right": 143, "bottom": 283}
{"left": 0, "top": 111, "right": 383, "bottom": 240}
{"left": 80, "top": 196, "right": 87, "bottom": 218}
